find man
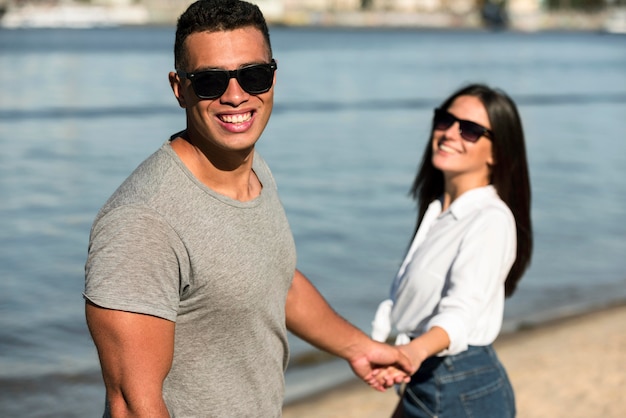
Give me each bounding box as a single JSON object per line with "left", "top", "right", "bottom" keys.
{"left": 84, "top": 1, "right": 412, "bottom": 417}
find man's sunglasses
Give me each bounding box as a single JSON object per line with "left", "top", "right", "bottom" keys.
{"left": 433, "top": 108, "right": 494, "bottom": 143}
{"left": 177, "top": 59, "right": 277, "bottom": 100}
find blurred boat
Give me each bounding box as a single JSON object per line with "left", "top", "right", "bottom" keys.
{"left": 481, "top": 0, "right": 509, "bottom": 29}
{"left": 603, "top": 7, "right": 626, "bottom": 34}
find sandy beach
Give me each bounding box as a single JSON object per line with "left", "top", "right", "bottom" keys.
{"left": 282, "top": 303, "right": 626, "bottom": 418}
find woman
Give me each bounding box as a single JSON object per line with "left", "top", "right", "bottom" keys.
{"left": 372, "top": 84, "right": 532, "bottom": 417}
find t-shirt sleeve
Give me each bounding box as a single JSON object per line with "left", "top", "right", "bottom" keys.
{"left": 84, "top": 205, "right": 186, "bottom": 322}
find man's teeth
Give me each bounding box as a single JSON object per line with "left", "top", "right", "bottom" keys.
{"left": 220, "top": 112, "right": 252, "bottom": 123}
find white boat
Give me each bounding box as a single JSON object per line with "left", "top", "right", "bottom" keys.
{"left": 603, "top": 7, "right": 626, "bottom": 34}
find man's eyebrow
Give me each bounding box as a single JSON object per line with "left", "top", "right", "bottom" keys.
{"left": 190, "top": 61, "right": 269, "bottom": 72}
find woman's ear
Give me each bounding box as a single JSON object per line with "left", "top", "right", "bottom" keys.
{"left": 169, "top": 72, "right": 187, "bottom": 108}
{"left": 486, "top": 150, "right": 496, "bottom": 183}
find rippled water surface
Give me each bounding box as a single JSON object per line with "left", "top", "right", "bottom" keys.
{"left": 1, "top": 27, "right": 625, "bottom": 416}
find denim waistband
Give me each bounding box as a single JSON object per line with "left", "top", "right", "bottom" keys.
{"left": 412, "top": 345, "right": 495, "bottom": 380}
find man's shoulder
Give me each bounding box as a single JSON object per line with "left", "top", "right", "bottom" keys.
{"left": 94, "top": 144, "right": 178, "bottom": 220}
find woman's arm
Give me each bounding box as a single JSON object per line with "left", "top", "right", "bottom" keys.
{"left": 425, "top": 208, "right": 516, "bottom": 355}
{"left": 400, "top": 326, "right": 450, "bottom": 369}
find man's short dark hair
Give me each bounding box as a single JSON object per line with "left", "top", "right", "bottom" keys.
{"left": 174, "top": 0, "right": 273, "bottom": 71}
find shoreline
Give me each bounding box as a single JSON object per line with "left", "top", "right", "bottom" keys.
{"left": 0, "top": 3, "right": 622, "bottom": 33}
{"left": 283, "top": 301, "right": 626, "bottom": 417}
{"left": 283, "top": 292, "right": 626, "bottom": 404}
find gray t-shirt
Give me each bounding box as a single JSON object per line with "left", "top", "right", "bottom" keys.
{"left": 85, "top": 140, "right": 296, "bottom": 417}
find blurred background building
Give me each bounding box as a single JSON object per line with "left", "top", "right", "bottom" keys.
{"left": 0, "top": 0, "right": 624, "bottom": 33}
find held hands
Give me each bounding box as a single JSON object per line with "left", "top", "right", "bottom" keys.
{"left": 371, "top": 327, "right": 448, "bottom": 388}
{"left": 371, "top": 344, "right": 429, "bottom": 389}
{"left": 347, "top": 340, "right": 416, "bottom": 392}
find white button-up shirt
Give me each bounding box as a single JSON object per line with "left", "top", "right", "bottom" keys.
{"left": 376, "top": 185, "right": 516, "bottom": 356}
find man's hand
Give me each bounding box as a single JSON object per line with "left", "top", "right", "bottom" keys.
{"left": 347, "top": 340, "right": 415, "bottom": 391}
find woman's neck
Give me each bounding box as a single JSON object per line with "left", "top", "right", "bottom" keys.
{"left": 441, "top": 175, "right": 489, "bottom": 211}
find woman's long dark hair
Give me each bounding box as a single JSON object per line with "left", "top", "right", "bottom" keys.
{"left": 409, "top": 84, "right": 532, "bottom": 297}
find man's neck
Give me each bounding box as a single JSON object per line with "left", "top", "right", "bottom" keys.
{"left": 170, "top": 134, "right": 261, "bottom": 202}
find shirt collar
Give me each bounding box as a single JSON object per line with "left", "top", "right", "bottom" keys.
{"left": 445, "top": 185, "right": 498, "bottom": 220}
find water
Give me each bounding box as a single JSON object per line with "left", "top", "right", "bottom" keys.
{"left": 1, "top": 26, "right": 625, "bottom": 416}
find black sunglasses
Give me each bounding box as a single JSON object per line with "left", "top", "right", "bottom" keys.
{"left": 177, "top": 59, "right": 277, "bottom": 100}
{"left": 433, "top": 108, "right": 494, "bottom": 143}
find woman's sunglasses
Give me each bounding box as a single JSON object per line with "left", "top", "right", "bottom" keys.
{"left": 177, "top": 60, "right": 277, "bottom": 100}
{"left": 433, "top": 108, "right": 494, "bottom": 143}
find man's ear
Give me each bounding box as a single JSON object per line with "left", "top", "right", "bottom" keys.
{"left": 272, "top": 58, "right": 278, "bottom": 87}
{"left": 169, "top": 72, "right": 187, "bottom": 108}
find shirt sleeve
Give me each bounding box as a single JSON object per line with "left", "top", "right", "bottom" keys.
{"left": 425, "top": 206, "right": 516, "bottom": 355}
{"left": 84, "top": 205, "right": 188, "bottom": 322}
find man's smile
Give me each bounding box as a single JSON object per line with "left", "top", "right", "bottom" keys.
{"left": 219, "top": 111, "right": 253, "bottom": 124}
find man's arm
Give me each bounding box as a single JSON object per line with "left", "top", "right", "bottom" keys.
{"left": 85, "top": 301, "right": 175, "bottom": 417}
{"left": 285, "top": 270, "right": 414, "bottom": 390}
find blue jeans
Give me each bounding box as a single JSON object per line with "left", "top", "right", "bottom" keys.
{"left": 401, "top": 345, "right": 515, "bottom": 418}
